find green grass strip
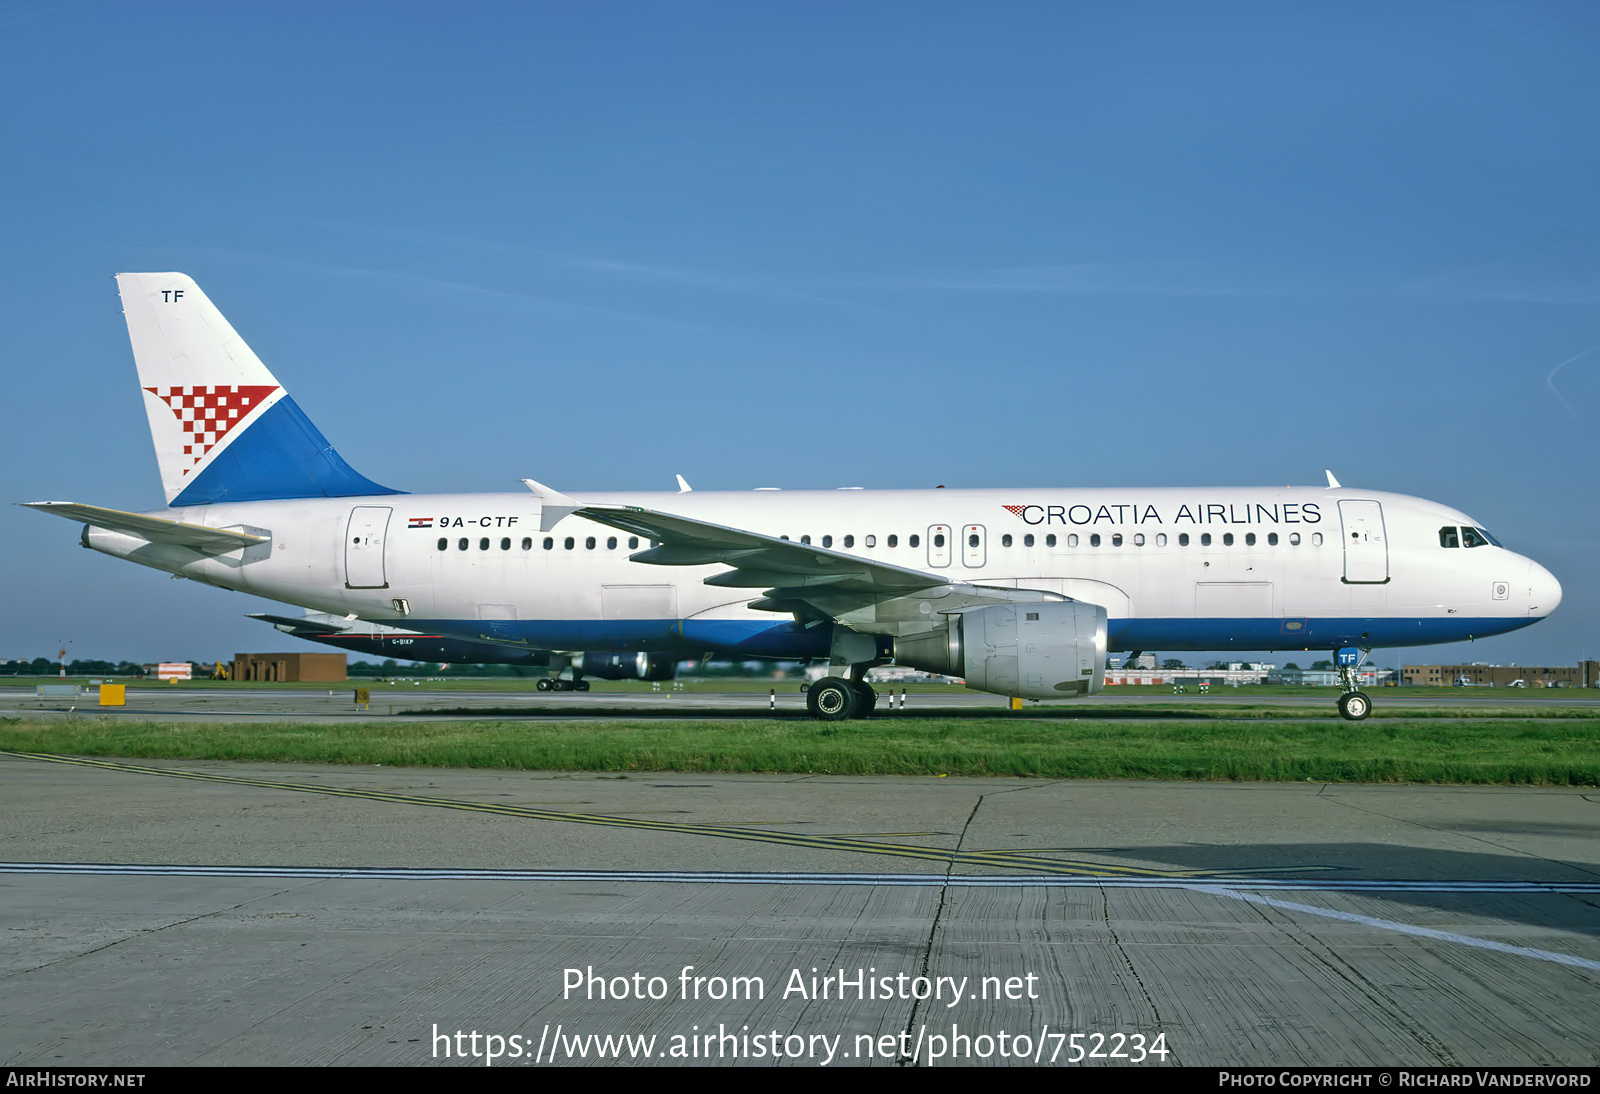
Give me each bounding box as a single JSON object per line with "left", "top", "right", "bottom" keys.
{"left": 2, "top": 714, "right": 1596, "bottom": 784}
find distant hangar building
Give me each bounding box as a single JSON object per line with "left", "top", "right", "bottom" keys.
{"left": 231, "top": 652, "right": 347, "bottom": 682}
{"left": 1403, "top": 662, "right": 1599, "bottom": 688}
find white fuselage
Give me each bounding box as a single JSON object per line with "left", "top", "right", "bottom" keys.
{"left": 83, "top": 485, "right": 1560, "bottom": 659}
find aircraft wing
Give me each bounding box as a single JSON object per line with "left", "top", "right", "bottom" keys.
{"left": 575, "top": 503, "right": 948, "bottom": 611}
{"left": 22, "top": 501, "right": 269, "bottom": 554}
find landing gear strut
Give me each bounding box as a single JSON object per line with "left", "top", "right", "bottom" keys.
{"left": 1336, "top": 646, "right": 1372, "bottom": 721}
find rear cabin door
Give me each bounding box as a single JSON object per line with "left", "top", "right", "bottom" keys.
{"left": 345, "top": 506, "right": 392, "bottom": 589}
{"left": 1338, "top": 500, "right": 1389, "bottom": 584}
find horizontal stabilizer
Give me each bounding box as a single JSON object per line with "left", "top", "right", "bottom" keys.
{"left": 246, "top": 613, "right": 347, "bottom": 635}
{"left": 23, "top": 501, "right": 269, "bottom": 554}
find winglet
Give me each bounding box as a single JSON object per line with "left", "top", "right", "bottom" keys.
{"left": 521, "top": 478, "right": 581, "bottom": 531}
{"left": 675, "top": 474, "right": 693, "bottom": 493}
{"left": 1324, "top": 470, "right": 1341, "bottom": 489}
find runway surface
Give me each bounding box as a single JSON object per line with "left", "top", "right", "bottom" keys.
{"left": 1, "top": 749, "right": 1595, "bottom": 1066}
{"left": 6, "top": 682, "right": 1598, "bottom": 722}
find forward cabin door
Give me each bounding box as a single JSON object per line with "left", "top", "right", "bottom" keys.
{"left": 1338, "top": 500, "right": 1389, "bottom": 584}
{"left": 345, "top": 506, "right": 392, "bottom": 589}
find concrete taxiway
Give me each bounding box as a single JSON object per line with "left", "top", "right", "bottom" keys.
{"left": 1, "top": 750, "right": 1596, "bottom": 1067}
{"left": 5, "top": 682, "right": 1597, "bottom": 722}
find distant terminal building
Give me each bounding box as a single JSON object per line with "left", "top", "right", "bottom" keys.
{"left": 1268, "top": 666, "right": 1396, "bottom": 687}
{"left": 1107, "top": 663, "right": 1277, "bottom": 686}
{"left": 231, "top": 652, "right": 347, "bottom": 683}
{"left": 1403, "top": 662, "right": 1599, "bottom": 688}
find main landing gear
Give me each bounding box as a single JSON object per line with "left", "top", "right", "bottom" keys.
{"left": 805, "top": 665, "right": 879, "bottom": 721}
{"left": 536, "top": 677, "right": 590, "bottom": 692}
{"left": 1335, "top": 646, "right": 1371, "bottom": 721}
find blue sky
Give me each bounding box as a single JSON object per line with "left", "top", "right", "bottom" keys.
{"left": 3, "top": 1, "right": 1597, "bottom": 668}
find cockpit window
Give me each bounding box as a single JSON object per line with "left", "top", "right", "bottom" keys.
{"left": 1461, "top": 527, "right": 1492, "bottom": 548}
{"left": 1439, "top": 526, "right": 1460, "bottom": 549}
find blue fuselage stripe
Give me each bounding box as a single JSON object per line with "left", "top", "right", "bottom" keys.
{"left": 400, "top": 615, "right": 1537, "bottom": 657}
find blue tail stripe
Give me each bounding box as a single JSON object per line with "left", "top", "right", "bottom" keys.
{"left": 170, "top": 396, "right": 404, "bottom": 506}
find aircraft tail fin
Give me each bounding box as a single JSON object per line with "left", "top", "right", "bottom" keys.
{"left": 116, "top": 273, "right": 403, "bottom": 507}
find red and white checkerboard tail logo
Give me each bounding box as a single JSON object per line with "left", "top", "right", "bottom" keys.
{"left": 140, "top": 384, "right": 283, "bottom": 500}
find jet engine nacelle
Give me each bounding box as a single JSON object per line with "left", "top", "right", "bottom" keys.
{"left": 892, "top": 600, "right": 1107, "bottom": 699}
{"left": 578, "top": 652, "right": 680, "bottom": 681}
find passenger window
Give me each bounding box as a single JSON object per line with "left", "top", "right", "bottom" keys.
{"left": 1201, "top": 533, "right": 1212, "bottom": 546}
{"left": 1064, "top": 534, "right": 1075, "bottom": 547}
{"left": 909, "top": 534, "right": 920, "bottom": 548}
{"left": 607, "top": 536, "right": 617, "bottom": 549}
{"left": 1245, "top": 533, "right": 1256, "bottom": 546}
{"left": 564, "top": 537, "right": 575, "bottom": 550}
{"left": 1156, "top": 533, "right": 1167, "bottom": 546}
{"left": 1133, "top": 533, "right": 1145, "bottom": 546}
{"left": 437, "top": 537, "right": 448, "bottom": 551}
{"left": 500, "top": 537, "right": 511, "bottom": 550}
{"left": 843, "top": 535, "right": 854, "bottom": 548}
{"left": 801, "top": 535, "right": 811, "bottom": 545}
{"left": 933, "top": 534, "right": 945, "bottom": 548}
{"left": 1311, "top": 533, "right": 1323, "bottom": 546}
{"left": 1047, "top": 534, "right": 1058, "bottom": 547}
{"left": 822, "top": 535, "right": 833, "bottom": 548}
{"left": 1439, "top": 526, "right": 1460, "bottom": 548}
{"left": 628, "top": 537, "right": 639, "bottom": 549}
{"left": 479, "top": 537, "right": 490, "bottom": 550}
{"left": 1223, "top": 533, "right": 1233, "bottom": 546}
{"left": 887, "top": 535, "right": 898, "bottom": 548}
{"left": 1267, "top": 533, "right": 1277, "bottom": 546}
{"left": 1178, "top": 533, "right": 1189, "bottom": 546}
{"left": 1001, "top": 533, "right": 1013, "bottom": 547}
{"left": 1111, "top": 533, "right": 1122, "bottom": 547}
{"left": 968, "top": 533, "right": 980, "bottom": 547}
{"left": 522, "top": 537, "right": 532, "bottom": 550}
{"left": 865, "top": 535, "right": 876, "bottom": 547}
{"left": 1461, "top": 527, "right": 1489, "bottom": 548}
{"left": 1289, "top": 533, "right": 1300, "bottom": 545}
{"left": 1090, "top": 534, "right": 1101, "bottom": 547}
{"left": 1023, "top": 533, "right": 1034, "bottom": 547}
{"left": 458, "top": 538, "right": 469, "bottom": 551}
{"left": 585, "top": 536, "right": 596, "bottom": 549}
{"left": 543, "top": 537, "right": 554, "bottom": 550}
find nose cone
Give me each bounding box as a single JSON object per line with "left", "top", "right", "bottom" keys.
{"left": 1528, "top": 560, "right": 1562, "bottom": 617}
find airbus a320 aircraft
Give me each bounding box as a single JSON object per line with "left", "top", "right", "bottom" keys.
{"left": 26, "top": 274, "right": 1561, "bottom": 721}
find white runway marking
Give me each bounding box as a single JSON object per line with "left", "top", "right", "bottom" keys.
{"left": 1196, "top": 885, "right": 1600, "bottom": 973}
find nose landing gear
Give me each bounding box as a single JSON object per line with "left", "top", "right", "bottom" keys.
{"left": 1336, "top": 646, "right": 1372, "bottom": 721}
{"left": 1336, "top": 690, "right": 1371, "bottom": 721}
